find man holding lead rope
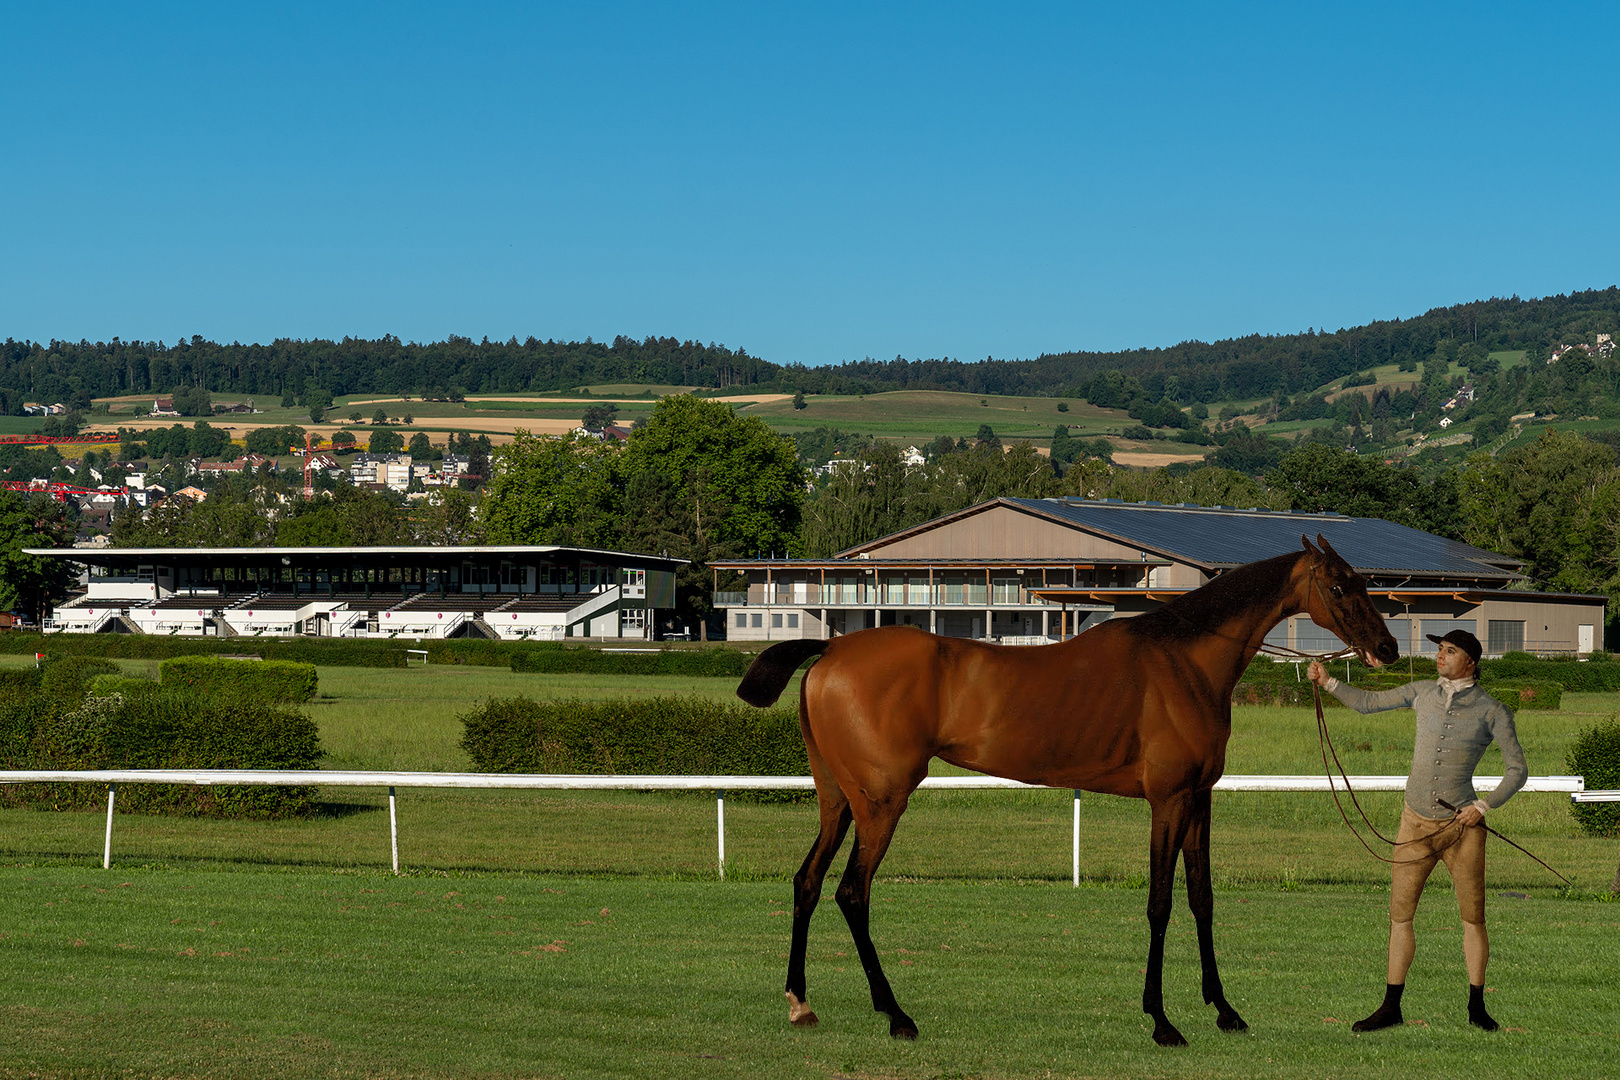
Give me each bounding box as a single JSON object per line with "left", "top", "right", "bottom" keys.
{"left": 1308, "top": 628, "right": 1527, "bottom": 1033}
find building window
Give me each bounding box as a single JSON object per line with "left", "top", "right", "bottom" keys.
{"left": 735, "top": 613, "right": 747, "bottom": 629}
{"left": 1488, "top": 620, "right": 1525, "bottom": 655}
{"left": 751, "top": 613, "right": 763, "bottom": 628}
{"left": 771, "top": 613, "right": 783, "bottom": 628}
{"left": 992, "top": 578, "right": 1020, "bottom": 604}
{"left": 787, "top": 613, "right": 799, "bottom": 628}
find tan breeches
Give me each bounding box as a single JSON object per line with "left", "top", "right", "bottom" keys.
{"left": 1391, "top": 803, "right": 1487, "bottom": 925}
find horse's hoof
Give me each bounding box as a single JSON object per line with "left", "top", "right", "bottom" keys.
{"left": 889, "top": 1014, "right": 919, "bottom": 1040}
{"left": 1152, "top": 1020, "right": 1188, "bottom": 1047}
{"left": 1217, "top": 1011, "right": 1248, "bottom": 1033}
{"left": 786, "top": 992, "right": 817, "bottom": 1027}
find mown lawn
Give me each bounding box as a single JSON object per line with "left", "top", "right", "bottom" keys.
{"left": 0, "top": 870, "right": 1614, "bottom": 1080}
{"left": 0, "top": 663, "right": 1616, "bottom": 1077}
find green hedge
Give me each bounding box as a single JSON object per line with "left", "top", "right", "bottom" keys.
{"left": 1479, "top": 657, "right": 1620, "bottom": 693}
{"left": 1566, "top": 719, "right": 1620, "bottom": 837}
{"left": 1231, "top": 675, "right": 1549, "bottom": 713}
{"left": 0, "top": 633, "right": 407, "bottom": 668}
{"left": 0, "top": 632, "right": 759, "bottom": 674}
{"left": 1482, "top": 679, "right": 1561, "bottom": 711}
{"left": 38, "top": 657, "right": 122, "bottom": 701}
{"left": 0, "top": 688, "right": 321, "bottom": 819}
{"left": 0, "top": 667, "right": 41, "bottom": 698}
{"left": 460, "top": 696, "right": 806, "bottom": 800}
{"left": 158, "top": 656, "right": 318, "bottom": 703}
{"left": 508, "top": 645, "right": 750, "bottom": 677}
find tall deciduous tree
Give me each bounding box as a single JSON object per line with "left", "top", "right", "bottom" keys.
{"left": 0, "top": 492, "right": 72, "bottom": 619}
{"left": 621, "top": 395, "right": 807, "bottom": 559}
{"left": 481, "top": 431, "right": 624, "bottom": 548}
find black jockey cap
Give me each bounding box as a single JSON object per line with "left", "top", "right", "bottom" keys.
{"left": 1425, "top": 628, "right": 1482, "bottom": 666}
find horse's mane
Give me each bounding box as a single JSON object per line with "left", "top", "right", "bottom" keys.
{"left": 1127, "top": 549, "right": 1304, "bottom": 643}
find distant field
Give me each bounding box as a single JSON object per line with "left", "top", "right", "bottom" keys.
{"left": 741, "top": 390, "right": 1124, "bottom": 442}
{"left": 0, "top": 417, "right": 47, "bottom": 435}
{"left": 1490, "top": 350, "right": 1529, "bottom": 369}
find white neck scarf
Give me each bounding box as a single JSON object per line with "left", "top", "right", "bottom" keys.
{"left": 1437, "top": 674, "right": 1474, "bottom": 708}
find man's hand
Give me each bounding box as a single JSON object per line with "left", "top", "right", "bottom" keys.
{"left": 1307, "top": 661, "right": 1330, "bottom": 686}
{"left": 1454, "top": 804, "right": 1484, "bottom": 828}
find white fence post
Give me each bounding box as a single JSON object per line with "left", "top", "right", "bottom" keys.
{"left": 388, "top": 786, "right": 400, "bottom": 875}
{"left": 716, "top": 789, "right": 726, "bottom": 880}
{"left": 1072, "top": 790, "right": 1081, "bottom": 887}
{"left": 103, "top": 784, "right": 116, "bottom": 869}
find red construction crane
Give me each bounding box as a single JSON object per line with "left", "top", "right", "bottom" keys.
{"left": 0, "top": 479, "right": 128, "bottom": 503}
{"left": 0, "top": 432, "right": 120, "bottom": 447}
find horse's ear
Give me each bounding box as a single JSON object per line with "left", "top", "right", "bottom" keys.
{"left": 1317, "top": 533, "right": 1344, "bottom": 564}
{"left": 1301, "top": 534, "right": 1319, "bottom": 557}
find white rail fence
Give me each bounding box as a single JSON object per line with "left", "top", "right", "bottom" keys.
{"left": 0, "top": 770, "right": 1589, "bottom": 880}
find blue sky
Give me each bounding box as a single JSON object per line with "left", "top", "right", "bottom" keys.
{"left": 3, "top": 3, "right": 1617, "bottom": 366}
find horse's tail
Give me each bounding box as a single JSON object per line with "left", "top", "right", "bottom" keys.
{"left": 736, "top": 639, "right": 830, "bottom": 707}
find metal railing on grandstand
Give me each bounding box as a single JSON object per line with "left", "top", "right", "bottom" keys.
{"left": 0, "top": 770, "right": 1587, "bottom": 882}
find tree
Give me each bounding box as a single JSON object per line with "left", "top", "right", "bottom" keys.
{"left": 792, "top": 391, "right": 807, "bottom": 410}
{"left": 331, "top": 430, "right": 358, "bottom": 454}
{"left": 581, "top": 404, "right": 619, "bottom": 432}
{"left": 621, "top": 395, "right": 807, "bottom": 558}
{"left": 407, "top": 432, "right": 438, "bottom": 460}
{"left": 414, "top": 486, "right": 483, "bottom": 546}
{"left": 368, "top": 428, "right": 405, "bottom": 454}
{"left": 800, "top": 443, "right": 917, "bottom": 557}
{"left": 1459, "top": 430, "right": 1620, "bottom": 592}
{"left": 481, "top": 431, "right": 624, "bottom": 548}
{"left": 244, "top": 424, "right": 305, "bottom": 457}
{"left": 303, "top": 379, "right": 332, "bottom": 423}
{"left": 0, "top": 492, "right": 71, "bottom": 619}
{"left": 1268, "top": 445, "right": 1452, "bottom": 533}
{"left": 619, "top": 467, "right": 735, "bottom": 637}
{"left": 372, "top": 409, "right": 389, "bottom": 426}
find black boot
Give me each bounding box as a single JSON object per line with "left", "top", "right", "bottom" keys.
{"left": 1351, "top": 983, "right": 1405, "bottom": 1032}
{"left": 1468, "top": 984, "right": 1499, "bottom": 1031}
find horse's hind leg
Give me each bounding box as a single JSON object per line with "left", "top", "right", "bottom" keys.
{"left": 785, "top": 792, "right": 852, "bottom": 1027}
{"left": 1144, "top": 792, "right": 1196, "bottom": 1046}
{"left": 1183, "top": 788, "right": 1247, "bottom": 1033}
{"left": 835, "top": 798, "right": 918, "bottom": 1039}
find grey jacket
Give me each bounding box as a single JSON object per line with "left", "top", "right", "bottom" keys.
{"left": 1327, "top": 679, "right": 1528, "bottom": 818}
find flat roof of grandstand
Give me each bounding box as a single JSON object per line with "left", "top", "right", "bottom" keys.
{"left": 831, "top": 497, "right": 1523, "bottom": 582}
{"left": 26, "top": 545, "right": 686, "bottom": 570}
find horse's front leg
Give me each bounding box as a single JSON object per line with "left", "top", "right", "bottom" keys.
{"left": 1143, "top": 792, "right": 1195, "bottom": 1046}
{"left": 1182, "top": 788, "right": 1247, "bottom": 1032}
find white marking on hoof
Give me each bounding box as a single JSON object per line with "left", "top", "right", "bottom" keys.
{"left": 786, "top": 991, "right": 818, "bottom": 1026}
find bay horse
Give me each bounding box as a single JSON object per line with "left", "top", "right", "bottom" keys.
{"left": 736, "top": 535, "right": 1399, "bottom": 1046}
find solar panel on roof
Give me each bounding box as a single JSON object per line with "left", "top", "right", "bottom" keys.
{"left": 1019, "top": 499, "right": 1519, "bottom": 578}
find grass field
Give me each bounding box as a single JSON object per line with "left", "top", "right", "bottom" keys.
{"left": 1, "top": 663, "right": 1616, "bottom": 1077}
{"left": 2, "top": 869, "right": 1615, "bottom": 1080}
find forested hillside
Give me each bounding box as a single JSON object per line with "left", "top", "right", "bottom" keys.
{"left": 0, "top": 335, "right": 774, "bottom": 412}
{"left": 4, "top": 288, "right": 1618, "bottom": 410}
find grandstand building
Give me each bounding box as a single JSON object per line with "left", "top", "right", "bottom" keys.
{"left": 714, "top": 497, "right": 1607, "bottom": 657}
{"left": 30, "top": 545, "right": 683, "bottom": 641}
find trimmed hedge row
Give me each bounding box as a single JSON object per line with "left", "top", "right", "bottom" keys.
{"left": 459, "top": 696, "right": 806, "bottom": 799}
{"left": 1231, "top": 676, "right": 1557, "bottom": 712}
{"left": 0, "top": 687, "right": 321, "bottom": 818}
{"left": 1, "top": 632, "right": 760, "bottom": 675}
{"left": 1243, "top": 654, "right": 1620, "bottom": 694}
{"left": 1481, "top": 657, "right": 1620, "bottom": 693}
{"left": 0, "top": 655, "right": 322, "bottom": 819}
{"left": 508, "top": 646, "right": 750, "bottom": 677}
{"left": 1566, "top": 719, "right": 1620, "bottom": 837}
{"left": 158, "top": 656, "right": 318, "bottom": 703}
